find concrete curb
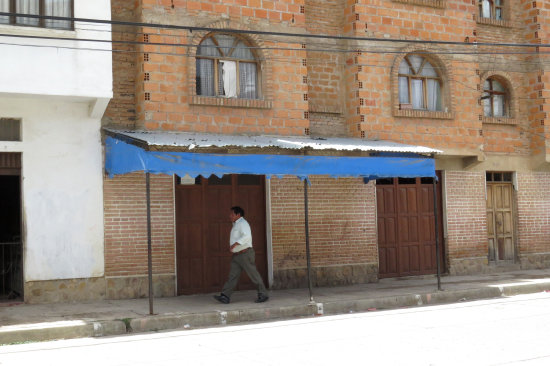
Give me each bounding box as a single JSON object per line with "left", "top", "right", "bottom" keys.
{"left": 1, "top": 282, "right": 549, "bottom": 344}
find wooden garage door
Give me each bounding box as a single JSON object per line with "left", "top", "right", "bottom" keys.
{"left": 175, "top": 174, "right": 267, "bottom": 295}
{"left": 377, "top": 175, "right": 444, "bottom": 278}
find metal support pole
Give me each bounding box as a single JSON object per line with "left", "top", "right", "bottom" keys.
{"left": 304, "top": 179, "right": 314, "bottom": 303}
{"left": 432, "top": 173, "right": 442, "bottom": 291}
{"left": 146, "top": 172, "right": 154, "bottom": 315}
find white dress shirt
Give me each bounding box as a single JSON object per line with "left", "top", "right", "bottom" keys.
{"left": 230, "top": 217, "right": 252, "bottom": 253}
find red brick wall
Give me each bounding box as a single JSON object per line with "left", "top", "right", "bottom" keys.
{"left": 103, "top": 0, "right": 138, "bottom": 128}
{"left": 270, "top": 176, "right": 378, "bottom": 269}
{"left": 104, "top": 173, "right": 175, "bottom": 277}
{"left": 517, "top": 172, "right": 550, "bottom": 255}
{"left": 444, "top": 171, "right": 488, "bottom": 261}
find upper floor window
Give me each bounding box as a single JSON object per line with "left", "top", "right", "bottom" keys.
{"left": 398, "top": 54, "right": 442, "bottom": 111}
{"left": 196, "top": 34, "right": 259, "bottom": 99}
{"left": 479, "top": 0, "right": 503, "bottom": 20}
{"left": 0, "top": 0, "right": 72, "bottom": 30}
{"left": 482, "top": 77, "right": 509, "bottom": 117}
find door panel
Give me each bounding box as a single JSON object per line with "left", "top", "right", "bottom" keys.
{"left": 176, "top": 175, "right": 267, "bottom": 295}
{"left": 377, "top": 174, "right": 444, "bottom": 278}
{"left": 486, "top": 182, "right": 515, "bottom": 263}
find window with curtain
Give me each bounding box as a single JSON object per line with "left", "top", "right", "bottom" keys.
{"left": 398, "top": 54, "right": 442, "bottom": 111}
{"left": 196, "top": 34, "right": 259, "bottom": 99}
{"left": 479, "top": 0, "right": 503, "bottom": 20}
{"left": 482, "top": 78, "right": 509, "bottom": 117}
{"left": 0, "top": 0, "right": 72, "bottom": 29}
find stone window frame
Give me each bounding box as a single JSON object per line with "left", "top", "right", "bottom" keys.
{"left": 479, "top": 71, "right": 519, "bottom": 125}
{"left": 391, "top": 47, "right": 454, "bottom": 119}
{"left": 475, "top": 0, "right": 513, "bottom": 28}
{"left": 391, "top": 0, "right": 446, "bottom": 9}
{"left": 189, "top": 20, "right": 273, "bottom": 109}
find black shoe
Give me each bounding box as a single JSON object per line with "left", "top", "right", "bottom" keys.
{"left": 255, "top": 294, "right": 269, "bottom": 303}
{"left": 214, "top": 294, "right": 230, "bottom": 304}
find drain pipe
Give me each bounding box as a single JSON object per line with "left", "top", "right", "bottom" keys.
{"left": 304, "top": 179, "right": 314, "bottom": 303}
{"left": 146, "top": 172, "right": 154, "bottom": 314}
{"left": 432, "top": 160, "right": 442, "bottom": 291}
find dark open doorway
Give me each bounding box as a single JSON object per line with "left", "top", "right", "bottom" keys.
{"left": 0, "top": 154, "right": 23, "bottom": 302}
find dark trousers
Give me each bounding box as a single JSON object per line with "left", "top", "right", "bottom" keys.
{"left": 222, "top": 248, "right": 267, "bottom": 298}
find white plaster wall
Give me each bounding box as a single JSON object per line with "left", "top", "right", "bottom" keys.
{"left": 1, "top": 98, "right": 105, "bottom": 281}
{"left": 0, "top": 0, "right": 112, "bottom": 100}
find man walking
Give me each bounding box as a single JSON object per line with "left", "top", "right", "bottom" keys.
{"left": 214, "top": 206, "right": 269, "bottom": 304}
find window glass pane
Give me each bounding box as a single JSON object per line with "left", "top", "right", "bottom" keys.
{"left": 376, "top": 178, "right": 394, "bottom": 185}
{"left": 218, "top": 60, "right": 225, "bottom": 95}
{"left": 408, "top": 55, "right": 423, "bottom": 73}
{"left": 411, "top": 79, "right": 424, "bottom": 109}
{"left": 486, "top": 172, "right": 492, "bottom": 182}
{"left": 196, "top": 58, "right": 215, "bottom": 96}
{"left": 239, "top": 62, "right": 257, "bottom": 99}
{"left": 495, "top": 8, "right": 502, "bottom": 20}
{"left": 420, "top": 177, "right": 434, "bottom": 184}
{"left": 495, "top": 0, "right": 502, "bottom": 5}
{"left": 233, "top": 42, "right": 255, "bottom": 60}
{"left": 503, "top": 172, "right": 512, "bottom": 182}
{"left": 0, "top": 0, "right": 9, "bottom": 24}
{"left": 484, "top": 80, "right": 490, "bottom": 90}
{"left": 44, "top": 0, "right": 71, "bottom": 29}
{"left": 399, "top": 77, "right": 409, "bottom": 104}
{"left": 197, "top": 38, "right": 219, "bottom": 57}
{"left": 493, "top": 173, "right": 502, "bottom": 182}
{"left": 420, "top": 61, "right": 437, "bottom": 77}
{"left": 427, "top": 79, "right": 441, "bottom": 111}
{"left": 208, "top": 175, "right": 231, "bottom": 185}
{"left": 398, "top": 178, "right": 416, "bottom": 185}
{"left": 214, "top": 34, "right": 235, "bottom": 57}
{"left": 492, "top": 79, "right": 505, "bottom": 92}
{"left": 493, "top": 94, "right": 504, "bottom": 117}
{"left": 238, "top": 174, "right": 261, "bottom": 185}
{"left": 16, "top": 0, "right": 39, "bottom": 26}
{"left": 399, "top": 60, "right": 411, "bottom": 74}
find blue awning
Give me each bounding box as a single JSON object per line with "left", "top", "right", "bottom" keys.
{"left": 105, "top": 135, "right": 437, "bottom": 180}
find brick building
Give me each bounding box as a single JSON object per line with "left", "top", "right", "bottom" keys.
{"left": 102, "top": 0, "right": 550, "bottom": 300}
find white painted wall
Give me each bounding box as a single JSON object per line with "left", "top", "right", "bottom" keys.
{"left": 0, "top": 0, "right": 112, "bottom": 281}
{"left": 1, "top": 98, "right": 105, "bottom": 281}
{"left": 0, "top": 0, "right": 112, "bottom": 101}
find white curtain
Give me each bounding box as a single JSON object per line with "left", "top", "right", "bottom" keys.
{"left": 411, "top": 79, "right": 424, "bottom": 109}
{"left": 398, "top": 77, "right": 409, "bottom": 104}
{"left": 427, "top": 79, "right": 441, "bottom": 111}
{"left": 483, "top": 96, "right": 492, "bottom": 116}
{"left": 239, "top": 63, "right": 257, "bottom": 99}
{"left": 221, "top": 60, "right": 237, "bottom": 98}
{"left": 196, "top": 59, "right": 215, "bottom": 96}
{"left": 16, "top": 0, "right": 39, "bottom": 26}
{"left": 44, "top": 0, "right": 71, "bottom": 29}
{"left": 481, "top": 0, "right": 491, "bottom": 18}
{"left": 493, "top": 95, "right": 504, "bottom": 117}
{"left": 0, "top": 0, "right": 9, "bottom": 24}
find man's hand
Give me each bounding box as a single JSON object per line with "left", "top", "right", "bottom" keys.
{"left": 230, "top": 243, "right": 239, "bottom": 252}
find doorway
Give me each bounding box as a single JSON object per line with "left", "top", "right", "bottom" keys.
{"left": 0, "top": 153, "right": 23, "bottom": 301}
{"left": 486, "top": 172, "right": 515, "bottom": 262}
{"left": 175, "top": 174, "right": 267, "bottom": 295}
{"left": 376, "top": 174, "right": 445, "bottom": 278}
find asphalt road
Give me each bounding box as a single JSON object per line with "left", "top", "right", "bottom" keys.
{"left": 1, "top": 292, "right": 549, "bottom": 366}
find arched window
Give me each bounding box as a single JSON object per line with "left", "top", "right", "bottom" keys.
{"left": 479, "top": 0, "right": 503, "bottom": 20}
{"left": 195, "top": 34, "right": 259, "bottom": 99}
{"left": 398, "top": 54, "right": 442, "bottom": 111}
{"left": 482, "top": 77, "right": 509, "bottom": 117}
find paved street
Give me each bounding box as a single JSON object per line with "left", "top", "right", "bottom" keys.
{"left": 1, "top": 292, "right": 549, "bottom": 366}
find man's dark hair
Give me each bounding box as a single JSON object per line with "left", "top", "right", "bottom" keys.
{"left": 231, "top": 206, "right": 245, "bottom": 217}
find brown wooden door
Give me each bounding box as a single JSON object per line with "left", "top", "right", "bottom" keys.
{"left": 175, "top": 174, "right": 267, "bottom": 295}
{"left": 487, "top": 183, "right": 514, "bottom": 262}
{"left": 377, "top": 175, "right": 444, "bottom": 278}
